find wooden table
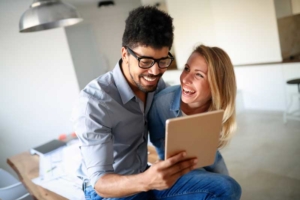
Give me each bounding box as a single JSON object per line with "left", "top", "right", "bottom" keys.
{"left": 7, "top": 146, "right": 159, "bottom": 200}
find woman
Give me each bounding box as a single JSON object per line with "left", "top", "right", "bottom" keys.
{"left": 148, "top": 44, "right": 237, "bottom": 175}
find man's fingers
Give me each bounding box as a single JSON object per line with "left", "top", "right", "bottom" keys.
{"left": 171, "top": 162, "right": 197, "bottom": 179}
{"left": 158, "top": 160, "right": 197, "bottom": 190}
{"left": 158, "top": 152, "right": 187, "bottom": 168}
{"left": 166, "top": 158, "right": 197, "bottom": 177}
{"left": 146, "top": 156, "right": 198, "bottom": 191}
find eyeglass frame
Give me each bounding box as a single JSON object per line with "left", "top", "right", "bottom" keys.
{"left": 125, "top": 46, "right": 174, "bottom": 69}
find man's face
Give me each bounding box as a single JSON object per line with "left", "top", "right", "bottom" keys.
{"left": 121, "top": 46, "right": 169, "bottom": 93}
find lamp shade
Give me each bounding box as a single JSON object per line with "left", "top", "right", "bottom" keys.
{"left": 19, "top": 0, "right": 83, "bottom": 33}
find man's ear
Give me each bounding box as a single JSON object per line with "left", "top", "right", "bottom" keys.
{"left": 121, "top": 47, "right": 128, "bottom": 64}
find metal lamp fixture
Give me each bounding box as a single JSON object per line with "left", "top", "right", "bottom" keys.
{"left": 19, "top": 0, "right": 83, "bottom": 33}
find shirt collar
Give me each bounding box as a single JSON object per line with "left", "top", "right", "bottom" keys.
{"left": 170, "top": 86, "right": 182, "bottom": 116}
{"left": 113, "top": 59, "right": 135, "bottom": 104}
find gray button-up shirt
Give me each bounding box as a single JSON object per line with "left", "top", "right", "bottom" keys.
{"left": 72, "top": 60, "right": 166, "bottom": 187}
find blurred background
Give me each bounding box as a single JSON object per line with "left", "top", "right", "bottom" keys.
{"left": 0, "top": 0, "right": 300, "bottom": 199}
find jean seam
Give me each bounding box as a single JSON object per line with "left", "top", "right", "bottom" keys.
{"left": 155, "top": 189, "right": 217, "bottom": 199}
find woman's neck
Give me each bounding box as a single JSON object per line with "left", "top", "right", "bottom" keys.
{"left": 180, "top": 100, "right": 211, "bottom": 115}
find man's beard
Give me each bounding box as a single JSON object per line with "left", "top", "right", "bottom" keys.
{"left": 128, "top": 63, "right": 162, "bottom": 93}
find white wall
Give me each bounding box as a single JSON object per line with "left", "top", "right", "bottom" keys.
{"left": 65, "top": 23, "right": 108, "bottom": 90}
{"left": 234, "top": 65, "right": 285, "bottom": 111}
{"left": 166, "top": 0, "right": 217, "bottom": 69}
{"left": 235, "top": 63, "right": 300, "bottom": 111}
{"left": 0, "top": 0, "right": 80, "bottom": 175}
{"left": 72, "top": 0, "right": 141, "bottom": 73}
{"left": 166, "top": 0, "right": 282, "bottom": 68}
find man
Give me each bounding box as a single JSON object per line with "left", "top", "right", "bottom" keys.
{"left": 73, "top": 6, "right": 241, "bottom": 200}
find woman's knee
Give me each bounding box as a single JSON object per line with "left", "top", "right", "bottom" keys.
{"left": 220, "top": 175, "right": 242, "bottom": 200}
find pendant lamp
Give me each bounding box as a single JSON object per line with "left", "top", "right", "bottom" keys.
{"left": 19, "top": 0, "right": 83, "bottom": 33}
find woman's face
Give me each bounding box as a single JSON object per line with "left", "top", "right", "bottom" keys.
{"left": 180, "top": 53, "right": 211, "bottom": 107}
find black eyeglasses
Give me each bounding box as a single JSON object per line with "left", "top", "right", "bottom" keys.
{"left": 125, "top": 46, "right": 174, "bottom": 69}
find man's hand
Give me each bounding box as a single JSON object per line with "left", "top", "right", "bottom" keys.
{"left": 142, "top": 152, "right": 197, "bottom": 191}
{"left": 94, "top": 152, "right": 197, "bottom": 198}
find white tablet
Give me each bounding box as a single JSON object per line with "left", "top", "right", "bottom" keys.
{"left": 165, "top": 110, "right": 224, "bottom": 168}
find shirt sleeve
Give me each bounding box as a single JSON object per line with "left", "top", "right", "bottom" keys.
{"left": 148, "top": 97, "right": 166, "bottom": 160}
{"left": 72, "top": 92, "right": 114, "bottom": 188}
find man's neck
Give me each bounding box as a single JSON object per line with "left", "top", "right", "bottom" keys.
{"left": 135, "top": 90, "right": 147, "bottom": 105}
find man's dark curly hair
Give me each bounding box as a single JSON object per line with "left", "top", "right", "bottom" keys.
{"left": 122, "top": 6, "right": 174, "bottom": 50}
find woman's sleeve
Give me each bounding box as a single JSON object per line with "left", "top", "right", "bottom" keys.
{"left": 148, "top": 99, "right": 166, "bottom": 160}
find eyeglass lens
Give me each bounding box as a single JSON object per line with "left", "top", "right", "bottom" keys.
{"left": 139, "top": 58, "right": 172, "bottom": 69}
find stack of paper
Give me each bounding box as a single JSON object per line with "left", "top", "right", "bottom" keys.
{"left": 32, "top": 139, "right": 84, "bottom": 199}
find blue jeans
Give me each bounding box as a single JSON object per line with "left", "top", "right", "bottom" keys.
{"left": 84, "top": 169, "right": 241, "bottom": 200}
{"left": 204, "top": 150, "right": 229, "bottom": 175}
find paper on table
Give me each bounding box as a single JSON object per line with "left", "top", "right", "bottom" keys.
{"left": 62, "top": 140, "right": 82, "bottom": 177}
{"left": 32, "top": 176, "right": 84, "bottom": 200}
{"left": 33, "top": 139, "right": 84, "bottom": 199}
{"left": 39, "top": 147, "right": 65, "bottom": 180}
{"left": 39, "top": 139, "right": 82, "bottom": 181}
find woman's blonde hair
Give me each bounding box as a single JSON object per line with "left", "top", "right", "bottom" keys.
{"left": 193, "top": 44, "right": 237, "bottom": 148}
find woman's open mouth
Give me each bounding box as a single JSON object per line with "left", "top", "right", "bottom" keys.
{"left": 182, "top": 87, "right": 196, "bottom": 96}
